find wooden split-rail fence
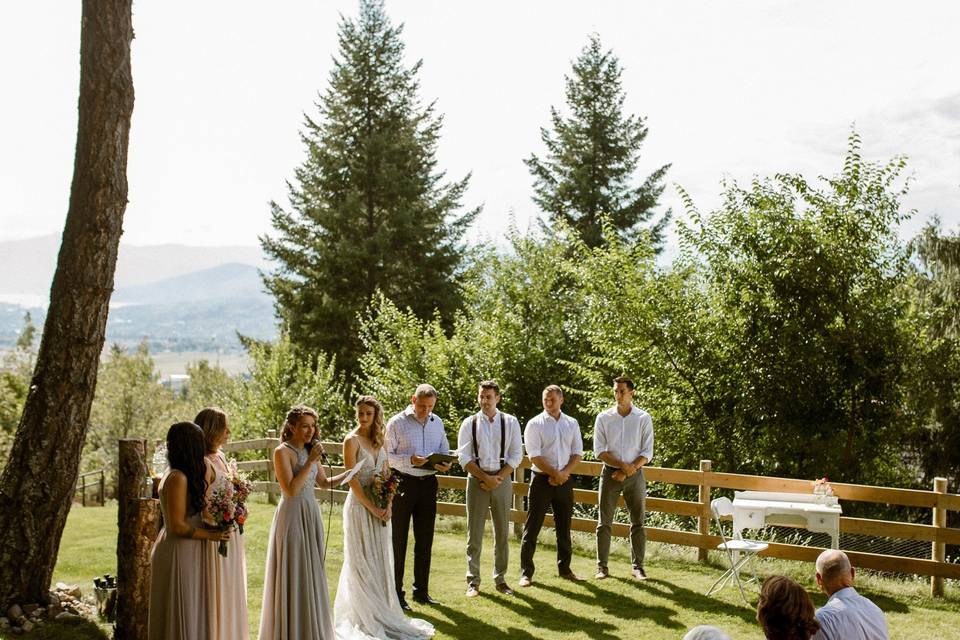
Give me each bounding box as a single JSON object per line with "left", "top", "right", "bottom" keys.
{"left": 113, "top": 436, "right": 958, "bottom": 640}
{"left": 223, "top": 436, "right": 960, "bottom": 596}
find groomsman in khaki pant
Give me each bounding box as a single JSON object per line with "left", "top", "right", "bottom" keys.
{"left": 594, "top": 376, "right": 653, "bottom": 580}
{"left": 457, "top": 380, "right": 523, "bottom": 597}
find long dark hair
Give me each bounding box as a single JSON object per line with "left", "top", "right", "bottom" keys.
{"left": 165, "top": 421, "right": 208, "bottom": 516}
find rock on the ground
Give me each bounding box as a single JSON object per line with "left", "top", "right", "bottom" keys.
{"left": 20, "top": 620, "right": 34, "bottom": 633}
{"left": 22, "top": 604, "right": 38, "bottom": 615}
{"left": 54, "top": 611, "right": 84, "bottom": 624}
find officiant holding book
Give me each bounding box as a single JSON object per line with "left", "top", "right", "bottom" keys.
{"left": 386, "top": 383, "right": 452, "bottom": 611}
{"left": 457, "top": 380, "right": 523, "bottom": 597}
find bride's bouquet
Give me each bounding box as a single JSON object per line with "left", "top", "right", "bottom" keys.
{"left": 372, "top": 469, "right": 400, "bottom": 527}
{"left": 207, "top": 461, "right": 253, "bottom": 557}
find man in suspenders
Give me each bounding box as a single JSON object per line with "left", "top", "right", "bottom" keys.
{"left": 457, "top": 380, "right": 523, "bottom": 597}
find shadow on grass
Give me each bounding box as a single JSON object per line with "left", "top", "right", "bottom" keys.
{"left": 500, "top": 588, "right": 624, "bottom": 640}
{"left": 809, "top": 588, "right": 911, "bottom": 615}
{"left": 612, "top": 577, "right": 760, "bottom": 626}
{"left": 534, "top": 579, "right": 685, "bottom": 632}
{"left": 414, "top": 602, "right": 541, "bottom": 640}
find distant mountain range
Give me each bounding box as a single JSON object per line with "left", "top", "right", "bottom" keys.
{"left": 0, "top": 234, "right": 271, "bottom": 303}
{"left": 0, "top": 235, "right": 278, "bottom": 352}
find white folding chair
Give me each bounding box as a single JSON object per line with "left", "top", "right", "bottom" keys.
{"left": 706, "top": 496, "right": 768, "bottom": 605}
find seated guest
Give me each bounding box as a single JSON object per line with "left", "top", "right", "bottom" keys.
{"left": 813, "top": 550, "right": 889, "bottom": 640}
{"left": 757, "top": 575, "right": 820, "bottom": 640}
{"left": 683, "top": 625, "right": 731, "bottom": 640}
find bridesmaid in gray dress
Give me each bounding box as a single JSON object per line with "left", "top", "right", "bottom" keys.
{"left": 149, "top": 422, "right": 232, "bottom": 640}
{"left": 259, "top": 405, "right": 347, "bottom": 640}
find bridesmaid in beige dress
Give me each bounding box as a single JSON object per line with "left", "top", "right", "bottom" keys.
{"left": 195, "top": 407, "right": 248, "bottom": 640}
{"left": 259, "top": 405, "right": 347, "bottom": 640}
{"left": 149, "top": 421, "right": 232, "bottom": 640}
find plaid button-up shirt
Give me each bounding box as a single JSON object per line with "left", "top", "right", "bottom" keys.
{"left": 386, "top": 406, "right": 451, "bottom": 476}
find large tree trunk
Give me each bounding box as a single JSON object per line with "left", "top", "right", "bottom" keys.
{"left": 0, "top": 0, "right": 134, "bottom": 607}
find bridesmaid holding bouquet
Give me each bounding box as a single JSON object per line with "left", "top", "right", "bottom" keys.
{"left": 149, "top": 422, "right": 231, "bottom": 640}
{"left": 195, "top": 407, "right": 248, "bottom": 640}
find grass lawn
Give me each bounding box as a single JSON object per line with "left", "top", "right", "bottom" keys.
{"left": 10, "top": 498, "right": 959, "bottom": 639}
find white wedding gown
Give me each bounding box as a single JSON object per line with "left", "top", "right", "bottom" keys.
{"left": 334, "top": 445, "right": 434, "bottom": 640}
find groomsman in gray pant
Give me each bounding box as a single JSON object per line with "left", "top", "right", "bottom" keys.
{"left": 594, "top": 376, "right": 654, "bottom": 580}
{"left": 457, "top": 380, "right": 523, "bottom": 597}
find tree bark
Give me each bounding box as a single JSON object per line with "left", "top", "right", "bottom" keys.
{"left": 115, "top": 440, "right": 159, "bottom": 640}
{"left": 0, "top": 0, "right": 134, "bottom": 607}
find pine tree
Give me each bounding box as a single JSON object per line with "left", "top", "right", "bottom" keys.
{"left": 262, "top": 0, "right": 479, "bottom": 376}
{"left": 526, "top": 34, "right": 670, "bottom": 249}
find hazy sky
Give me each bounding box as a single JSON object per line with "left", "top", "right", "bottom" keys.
{"left": 2, "top": 0, "right": 958, "bottom": 248}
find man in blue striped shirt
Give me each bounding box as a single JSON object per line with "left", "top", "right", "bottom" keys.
{"left": 386, "top": 383, "right": 452, "bottom": 610}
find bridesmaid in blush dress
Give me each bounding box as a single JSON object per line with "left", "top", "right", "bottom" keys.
{"left": 149, "top": 421, "right": 232, "bottom": 640}
{"left": 195, "top": 407, "right": 248, "bottom": 640}
{"left": 259, "top": 405, "right": 347, "bottom": 640}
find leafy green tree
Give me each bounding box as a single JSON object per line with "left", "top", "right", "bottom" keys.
{"left": 668, "top": 133, "right": 914, "bottom": 484}
{"left": 233, "top": 335, "right": 353, "bottom": 442}
{"left": 526, "top": 34, "right": 670, "bottom": 249}
{"left": 83, "top": 342, "right": 180, "bottom": 487}
{"left": 262, "top": 0, "right": 478, "bottom": 377}
{"left": 905, "top": 218, "right": 960, "bottom": 494}
{"left": 357, "top": 227, "right": 594, "bottom": 431}
{"left": 0, "top": 314, "right": 37, "bottom": 464}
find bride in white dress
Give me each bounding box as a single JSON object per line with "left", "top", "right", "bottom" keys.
{"left": 335, "top": 396, "right": 434, "bottom": 640}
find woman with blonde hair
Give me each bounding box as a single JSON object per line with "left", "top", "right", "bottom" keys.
{"left": 259, "top": 405, "right": 347, "bottom": 640}
{"left": 194, "top": 407, "right": 248, "bottom": 640}
{"left": 335, "top": 395, "right": 434, "bottom": 639}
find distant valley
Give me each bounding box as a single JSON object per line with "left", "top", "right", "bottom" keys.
{"left": 0, "top": 235, "right": 278, "bottom": 354}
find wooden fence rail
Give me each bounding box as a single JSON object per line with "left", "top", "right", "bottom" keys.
{"left": 75, "top": 468, "right": 105, "bottom": 506}
{"left": 222, "top": 438, "right": 960, "bottom": 592}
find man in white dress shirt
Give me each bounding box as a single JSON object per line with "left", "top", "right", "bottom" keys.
{"left": 813, "top": 550, "right": 889, "bottom": 640}
{"left": 386, "top": 383, "right": 452, "bottom": 610}
{"left": 593, "top": 376, "right": 653, "bottom": 580}
{"left": 457, "top": 380, "right": 523, "bottom": 597}
{"left": 518, "top": 385, "right": 584, "bottom": 586}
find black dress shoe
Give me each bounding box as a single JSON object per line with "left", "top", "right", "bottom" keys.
{"left": 398, "top": 597, "right": 412, "bottom": 611}
{"left": 412, "top": 593, "right": 440, "bottom": 605}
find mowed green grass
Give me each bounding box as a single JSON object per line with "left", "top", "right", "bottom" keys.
{"left": 24, "top": 498, "right": 960, "bottom": 639}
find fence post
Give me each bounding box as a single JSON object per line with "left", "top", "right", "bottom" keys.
{"left": 698, "top": 459, "right": 712, "bottom": 563}
{"left": 116, "top": 439, "right": 161, "bottom": 640}
{"left": 267, "top": 428, "right": 278, "bottom": 505}
{"left": 510, "top": 462, "right": 523, "bottom": 540}
{"left": 99, "top": 469, "right": 105, "bottom": 505}
{"left": 931, "top": 476, "right": 947, "bottom": 597}
{"left": 81, "top": 475, "right": 87, "bottom": 507}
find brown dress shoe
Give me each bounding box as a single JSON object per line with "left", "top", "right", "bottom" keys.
{"left": 495, "top": 582, "right": 514, "bottom": 595}
{"left": 560, "top": 571, "right": 584, "bottom": 582}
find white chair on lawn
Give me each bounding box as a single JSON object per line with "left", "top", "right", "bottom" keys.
{"left": 706, "top": 496, "right": 768, "bottom": 605}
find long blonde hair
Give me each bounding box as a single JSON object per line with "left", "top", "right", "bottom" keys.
{"left": 355, "top": 395, "right": 385, "bottom": 450}
{"left": 194, "top": 406, "right": 228, "bottom": 454}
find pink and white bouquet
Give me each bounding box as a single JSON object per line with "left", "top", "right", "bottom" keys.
{"left": 206, "top": 460, "right": 253, "bottom": 557}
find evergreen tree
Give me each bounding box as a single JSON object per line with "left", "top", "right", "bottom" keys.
{"left": 526, "top": 34, "right": 670, "bottom": 249}
{"left": 262, "top": 0, "right": 479, "bottom": 376}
